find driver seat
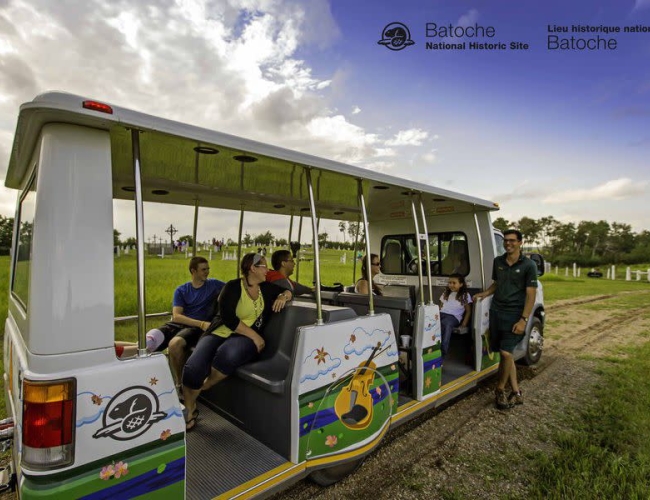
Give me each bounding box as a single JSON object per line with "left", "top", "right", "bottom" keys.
{"left": 382, "top": 241, "right": 402, "bottom": 274}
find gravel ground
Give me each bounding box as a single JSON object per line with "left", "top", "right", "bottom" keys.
{"left": 275, "top": 292, "right": 650, "bottom": 499}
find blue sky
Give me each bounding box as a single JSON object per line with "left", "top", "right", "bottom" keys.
{"left": 0, "top": 0, "right": 649, "bottom": 240}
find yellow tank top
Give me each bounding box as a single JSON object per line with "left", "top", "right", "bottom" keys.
{"left": 212, "top": 280, "right": 265, "bottom": 338}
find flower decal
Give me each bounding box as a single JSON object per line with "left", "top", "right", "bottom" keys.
{"left": 350, "top": 334, "right": 356, "bottom": 343}
{"left": 160, "top": 429, "right": 172, "bottom": 441}
{"left": 99, "top": 464, "right": 115, "bottom": 480}
{"left": 314, "top": 347, "right": 329, "bottom": 365}
{"left": 91, "top": 394, "right": 103, "bottom": 406}
{"left": 114, "top": 461, "right": 129, "bottom": 479}
{"left": 425, "top": 376, "right": 432, "bottom": 388}
{"left": 325, "top": 435, "right": 338, "bottom": 448}
{"left": 375, "top": 386, "right": 382, "bottom": 397}
{"left": 149, "top": 377, "right": 158, "bottom": 386}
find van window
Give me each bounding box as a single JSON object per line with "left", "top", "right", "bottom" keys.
{"left": 494, "top": 232, "right": 505, "bottom": 256}
{"left": 380, "top": 232, "right": 469, "bottom": 276}
{"left": 12, "top": 176, "right": 37, "bottom": 309}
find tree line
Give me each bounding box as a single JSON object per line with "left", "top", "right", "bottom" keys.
{"left": 493, "top": 216, "right": 650, "bottom": 266}
{"left": 7, "top": 213, "right": 645, "bottom": 267}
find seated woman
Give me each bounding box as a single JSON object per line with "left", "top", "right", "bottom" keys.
{"left": 181, "top": 253, "right": 292, "bottom": 431}
{"left": 354, "top": 253, "right": 383, "bottom": 296}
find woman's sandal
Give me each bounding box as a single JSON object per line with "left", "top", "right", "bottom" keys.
{"left": 185, "top": 416, "right": 198, "bottom": 432}
{"left": 184, "top": 408, "right": 200, "bottom": 432}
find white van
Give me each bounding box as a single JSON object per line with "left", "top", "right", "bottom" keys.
{"left": 1, "top": 92, "right": 545, "bottom": 498}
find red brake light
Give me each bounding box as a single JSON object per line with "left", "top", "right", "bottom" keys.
{"left": 82, "top": 100, "right": 113, "bottom": 114}
{"left": 23, "top": 400, "right": 74, "bottom": 448}
{"left": 22, "top": 378, "right": 76, "bottom": 469}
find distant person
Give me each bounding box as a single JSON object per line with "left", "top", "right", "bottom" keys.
{"left": 474, "top": 229, "right": 537, "bottom": 410}
{"left": 439, "top": 273, "right": 472, "bottom": 358}
{"left": 267, "top": 249, "right": 313, "bottom": 295}
{"left": 181, "top": 253, "right": 292, "bottom": 431}
{"left": 355, "top": 253, "right": 383, "bottom": 295}
{"left": 145, "top": 256, "right": 225, "bottom": 391}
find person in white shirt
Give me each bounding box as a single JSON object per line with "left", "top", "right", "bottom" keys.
{"left": 439, "top": 273, "right": 472, "bottom": 358}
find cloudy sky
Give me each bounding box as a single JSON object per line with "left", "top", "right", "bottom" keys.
{"left": 1, "top": 0, "right": 649, "bottom": 241}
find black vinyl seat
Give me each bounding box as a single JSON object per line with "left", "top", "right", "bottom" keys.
{"left": 235, "top": 302, "right": 356, "bottom": 393}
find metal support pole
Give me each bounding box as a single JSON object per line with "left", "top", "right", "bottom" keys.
{"left": 131, "top": 129, "right": 148, "bottom": 356}
{"left": 288, "top": 214, "right": 294, "bottom": 249}
{"left": 418, "top": 197, "right": 434, "bottom": 305}
{"left": 237, "top": 207, "right": 245, "bottom": 277}
{"left": 358, "top": 180, "right": 374, "bottom": 315}
{"left": 352, "top": 214, "right": 361, "bottom": 284}
{"left": 410, "top": 196, "right": 425, "bottom": 305}
{"left": 192, "top": 199, "right": 199, "bottom": 258}
{"left": 305, "top": 169, "right": 323, "bottom": 324}
{"left": 474, "top": 212, "right": 486, "bottom": 290}
{"left": 296, "top": 214, "right": 304, "bottom": 281}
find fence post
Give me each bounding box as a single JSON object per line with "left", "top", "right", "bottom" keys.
{"left": 611, "top": 265, "right": 615, "bottom": 280}
{"left": 607, "top": 268, "right": 611, "bottom": 279}
{"left": 648, "top": 269, "right": 650, "bottom": 283}
{"left": 626, "top": 267, "right": 631, "bottom": 281}
{"left": 577, "top": 267, "right": 581, "bottom": 277}
{"left": 573, "top": 262, "right": 577, "bottom": 277}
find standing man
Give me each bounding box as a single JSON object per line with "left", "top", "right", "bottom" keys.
{"left": 474, "top": 229, "right": 538, "bottom": 410}
{"left": 267, "top": 249, "right": 313, "bottom": 295}
{"left": 146, "top": 256, "right": 225, "bottom": 390}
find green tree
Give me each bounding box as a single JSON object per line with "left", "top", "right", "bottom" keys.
{"left": 178, "top": 235, "right": 194, "bottom": 246}
{"left": 516, "top": 216, "right": 541, "bottom": 248}
{"left": 255, "top": 230, "right": 275, "bottom": 246}
{"left": 242, "top": 233, "right": 253, "bottom": 246}
{"left": 492, "top": 217, "right": 511, "bottom": 232}
{"left": 0, "top": 215, "right": 14, "bottom": 254}
{"left": 113, "top": 229, "right": 121, "bottom": 247}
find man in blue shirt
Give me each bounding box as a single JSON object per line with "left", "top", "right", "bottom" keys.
{"left": 146, "top": 256, "right": 225, "bottom": 388}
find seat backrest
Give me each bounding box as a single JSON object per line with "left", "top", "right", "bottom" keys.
{"left": 441, "top": 239, "right": 469, "bottom": 275}
{"left": 336, "top": 292, "right": 412, "bottom": 336}
{"left": 382, "top": 240, "right": 402, "bottom": 274}
{"left": 260, "top": 302, "right": 356, "bottom": 362}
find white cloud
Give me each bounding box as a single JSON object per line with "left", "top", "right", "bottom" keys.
{"left": 457, "top": 9, "right": 480, "bottom": 27}
{"left": 385, "top": 128, "right": 428, "bottom": 146}
{"left": 351, "top": 105, "right": 361, "bottom": 115}
{"left": 543, "top": 178, "right": 648, "bottom": 204}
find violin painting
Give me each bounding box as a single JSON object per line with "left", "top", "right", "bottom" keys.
{"left": 334, "top": 342, "right": 389, "bottom": 430}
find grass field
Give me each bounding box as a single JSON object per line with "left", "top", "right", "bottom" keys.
{"left": 1, "top": 252, "right": 650, "bottom": 495}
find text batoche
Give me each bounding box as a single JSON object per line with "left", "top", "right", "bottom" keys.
{"left": 548, "top": 35, "right": 617, "bottom": 50}
{"left": 426, "top": 23, "right": 496, "bottom": 38}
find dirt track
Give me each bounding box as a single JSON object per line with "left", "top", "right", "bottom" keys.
{"left": 276, "top": 291, "right": 650, "bottom": 499}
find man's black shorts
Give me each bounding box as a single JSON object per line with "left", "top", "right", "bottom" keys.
{"left": 155, "top": 322, "right": 203, "bottom": 351}
{"left": 489, "top": 309, "right": 524, "bottom": 353}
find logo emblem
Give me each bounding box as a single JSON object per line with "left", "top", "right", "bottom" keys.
{"left": 93, "top": 386, "right": 167, "bottom": 441}
{"left": 378, "top": 22, "right": 415, "bottom": 51}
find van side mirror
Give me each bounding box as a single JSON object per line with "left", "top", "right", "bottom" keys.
{"left": 527, "top": 253, "right": 545, "bottom": 277}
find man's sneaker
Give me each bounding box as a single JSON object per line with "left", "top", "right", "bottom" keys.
{"left": 508, "top": 391, "right": 524, "bottom": 406}
{"left": 495, "top": 389, "right": 512, "bottom": 410}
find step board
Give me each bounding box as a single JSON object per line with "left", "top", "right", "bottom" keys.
{"left": 186, "top": 403, "right": 288, "bottom": 499}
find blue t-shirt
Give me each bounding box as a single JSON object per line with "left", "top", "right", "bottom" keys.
{"left": 172, "top": 278, "right": 225, "bottom": 320}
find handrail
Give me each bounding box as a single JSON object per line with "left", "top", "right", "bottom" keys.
{"left": 305, "top": 168, "right": 323, "bottom": 324}
{"left": 130, "top": 129, "right": 148, "bottom": 357}
{"left": 419, "top": 196, "right": 434, "bottom": 304}
{"left": 410, "top": 195, "right": 425, "bottom": 305}
{"left": 358, "top": 179, "right": 374, "bottom": 315}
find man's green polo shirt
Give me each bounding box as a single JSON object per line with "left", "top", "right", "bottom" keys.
{"left": 491, "top": 252, "right": 538, "bottom": 312}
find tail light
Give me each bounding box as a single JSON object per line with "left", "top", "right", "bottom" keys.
{"left": 22, "top": 378, "right": 76, "bottom": 470}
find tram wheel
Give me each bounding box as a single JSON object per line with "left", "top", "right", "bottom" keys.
{"left": 520, "top": 317, "right": 543, "bottom": 366}
{"left": 308, "top": 457, "right": 365, "bottom": 487}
